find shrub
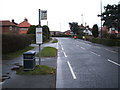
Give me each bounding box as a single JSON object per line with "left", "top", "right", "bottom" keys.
{"left": 42, "top": 25, "right": 50, "bottom": 42}
{"left": 92, "top": 24, "right": 99, "bottom": 38}
{"left": 91, "top": 38, "right": 120, "bottom": 46}
{"left": 2, "top": 33, "right": 32, "bottom": 54}
{"left": 52, "top": 34, "right": 71, "bottom": 37}
{"left": 109, "top": 34, "right": 117, "bottom": 39}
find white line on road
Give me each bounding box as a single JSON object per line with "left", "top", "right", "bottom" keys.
{"left": 67, "top": 61, "right": 77, "bottom": 80}
{"left": 81, "top": 47, "right": 86, "bottom": 50}
{"left": 107, "top": 59, "right": 120, "bottom": 67}
{"left": 60, "top": 43, "right": 64, "bottom": 51}
{"left": 60, "top": 44, "right": 67, "bottom": 57}
{"left": 0, "top": 82, "right": 4, "bottom": 85}
{"left": 86, "top": 44, "right": 92, "bottom": 46}
{"left": 63, "top": 52, "right": 67, "bottom": 57}
{"left": 61, "top": 47, "right": 64, "bottom": 51}
{"left": 94, "top": 46, "right": 101, "bottom": 49}
{"left": 105, "top": 49, "right": 117, "bottom": 53}
{"left": 90, "top": 51, "right": 101, "bottom": 56}
{"left": 57, "top": 43, "right": 59, "bottom": 49}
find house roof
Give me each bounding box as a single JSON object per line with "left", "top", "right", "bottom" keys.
{"left": 0, "top": 20, "right": 16, "bottom": 26}
{"left": 17, "top": 19, "right": 31, "bottom": 28}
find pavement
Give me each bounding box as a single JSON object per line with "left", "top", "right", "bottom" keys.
{"left": 1, "top": 38, "right": 58, "bottom": 89}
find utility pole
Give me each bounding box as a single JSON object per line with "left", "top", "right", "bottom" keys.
{"left": 47, "top": 21, "right": 48, "bottom": 26}
{"left": 100, "top": 0, "right": 102, "bottom": 38}
{"left": 81, "top": 14, "right": 84, "bottom": 25}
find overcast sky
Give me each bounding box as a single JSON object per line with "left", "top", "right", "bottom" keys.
{"left": 0, "top": 0, "right": 119, "bottom": 32}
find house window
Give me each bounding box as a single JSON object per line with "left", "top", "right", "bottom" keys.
{"left": 9, "top": 26, "right": 12, "bottom": 31}
{"left": 20, "top": 28, "right": 28, "bottom": 30}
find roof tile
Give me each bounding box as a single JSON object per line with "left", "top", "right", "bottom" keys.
{"left": 17, "top": 21, "right": 31, "bottom": 27}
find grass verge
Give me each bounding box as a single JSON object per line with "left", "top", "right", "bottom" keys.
{"left": 16, "top": 65, "right": 56, "bottom": 75}
{"left": 52, "top": 39, "right": 58, "bottom": 43}
{"left": 44, "top": 38, "right": 52, "bottom": 43}
{"left": 36, "top": 46, "right": 57, "bottom": 57}
{"left": 2, "top": 46, "right": 34, "bottom": 60}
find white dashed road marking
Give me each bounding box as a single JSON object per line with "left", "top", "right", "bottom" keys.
{"left": 81, "top": 47, "right": 86, "bottom": 50}
{"left": 67, "top": 61, "right": 77, "bottom": 80}
{"left": 90, "top": 51, "right": 101, "bottom": 56}
{"left": 107, "top": 59, "right": 120, "bottom": 67}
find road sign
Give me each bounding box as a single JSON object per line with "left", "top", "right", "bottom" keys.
{"left": 36, "top": 28, "right": 42, "bottom": 44}
{"left": 41, "top": 10, "right": 47, "bottom": 20}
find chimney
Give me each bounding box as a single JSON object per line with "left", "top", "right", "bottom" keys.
{"left": 12, "top": 19, "right": 14, "bottom": 23}
{"left": 24, "top": 18, "right": 28, "bottom": 22}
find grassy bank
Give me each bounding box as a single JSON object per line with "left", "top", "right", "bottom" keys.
{"left": 2, "top": 46, "right": 34, "bottom": 60}
{"left": 52, "top": 39, "right": 58, "bottom": 43}
{"left": 36, "top": 46, "right": 57, "bottom": 57}
{"left": 16, "top": 65, "right": 56, "bottom": 75}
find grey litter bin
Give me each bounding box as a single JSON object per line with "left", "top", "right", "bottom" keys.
{"left": 23, "top": 51, "right": 36, "bottom": 70}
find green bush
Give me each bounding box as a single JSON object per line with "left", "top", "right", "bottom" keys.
{"left": 52, "top": 34, "right": 71, "bottom": 37}
{"left": 2, "top": 33, "right": 32, "bottom": 54}
{"left": 91, "top": 38, "right": 120, "bottom": 46}
{"left": 42, "top": 25, "right": 50, "bottom": 42}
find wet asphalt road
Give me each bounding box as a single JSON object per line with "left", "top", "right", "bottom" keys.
{"left": 56, "top": 37, "right": 120, "bottom": 88}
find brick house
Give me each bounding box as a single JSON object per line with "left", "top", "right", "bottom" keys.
{"left": 64, "top": 30, "right": 71, "bottom": 35}
{"left": 0, "top": 20, "right": 19, "bottom": 33}
{"left": 17, "top": 18, "right": 31, "bottom": 34}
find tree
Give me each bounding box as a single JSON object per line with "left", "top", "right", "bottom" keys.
{"left": 69, "top": 22, "right": 79, "bottom": 34}
{"left": 92, "top": 24, "right": 99, "bottom": 38}
{"left": 27, "top": 25, "right": 36, "bottom": 34}
{"left": 98, "top": 4, "right": 120, "bottom": 31}
{"left": 42, "top": 25, "right": 50, "bottom": 42}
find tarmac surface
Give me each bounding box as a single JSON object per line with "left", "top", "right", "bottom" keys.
{"left": 1, "top": 39, "right": 58, "bottom": 89}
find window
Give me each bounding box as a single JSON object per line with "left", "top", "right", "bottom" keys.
{"left": 9, "top": 26, "right": 12, "bottom": 31}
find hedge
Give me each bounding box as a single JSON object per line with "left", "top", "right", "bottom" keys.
{"left": 2, "top": 34, "right": 32, "bottom": 54}
{"left": 91, "top": 38, "right": 120, "bottom": 46}
{"left": 51, "top": 35, "right": 71, "bottom": 37}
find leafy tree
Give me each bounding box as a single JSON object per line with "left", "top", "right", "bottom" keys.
{"left": 69, "top": 22, "right": 79, "bottom": 34}
{"left": 42, "top": 25, "right": 50, "bottom": 42}
{"left": 27, "top": 25, "right": 36, "bottom": 34}
{"left": 92, "top": 24, "right": 99, "bottom": 38}
{"left": 98, "top": 4, "right": 120, "bottom": 31}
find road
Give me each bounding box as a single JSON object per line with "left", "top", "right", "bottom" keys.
{"left": 56, "top": 37, "right": 120, "bottom": 88}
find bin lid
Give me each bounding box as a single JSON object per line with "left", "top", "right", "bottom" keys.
{"left": 23, "top": 50, "right": 36, "bottom": 55}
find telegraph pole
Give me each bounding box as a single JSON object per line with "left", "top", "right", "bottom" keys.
{"left": 100, "top": 0, "right": 102, "bottom": 38}
{"left": 81, "top": 14, "right": 84, "bottom": 25}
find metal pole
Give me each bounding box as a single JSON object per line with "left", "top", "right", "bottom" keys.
{"left": 39, "top": 9, "right": 41, "bottom": 26}
{"left": 39, "top": 44, "right": 41, "bottom": 65}
{"left": 38, "top": 9, "right": 41, "bottom": 65}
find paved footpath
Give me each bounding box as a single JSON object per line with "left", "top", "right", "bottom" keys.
{"left": 1, "top": 41, "right": 58, "bottom": 89}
